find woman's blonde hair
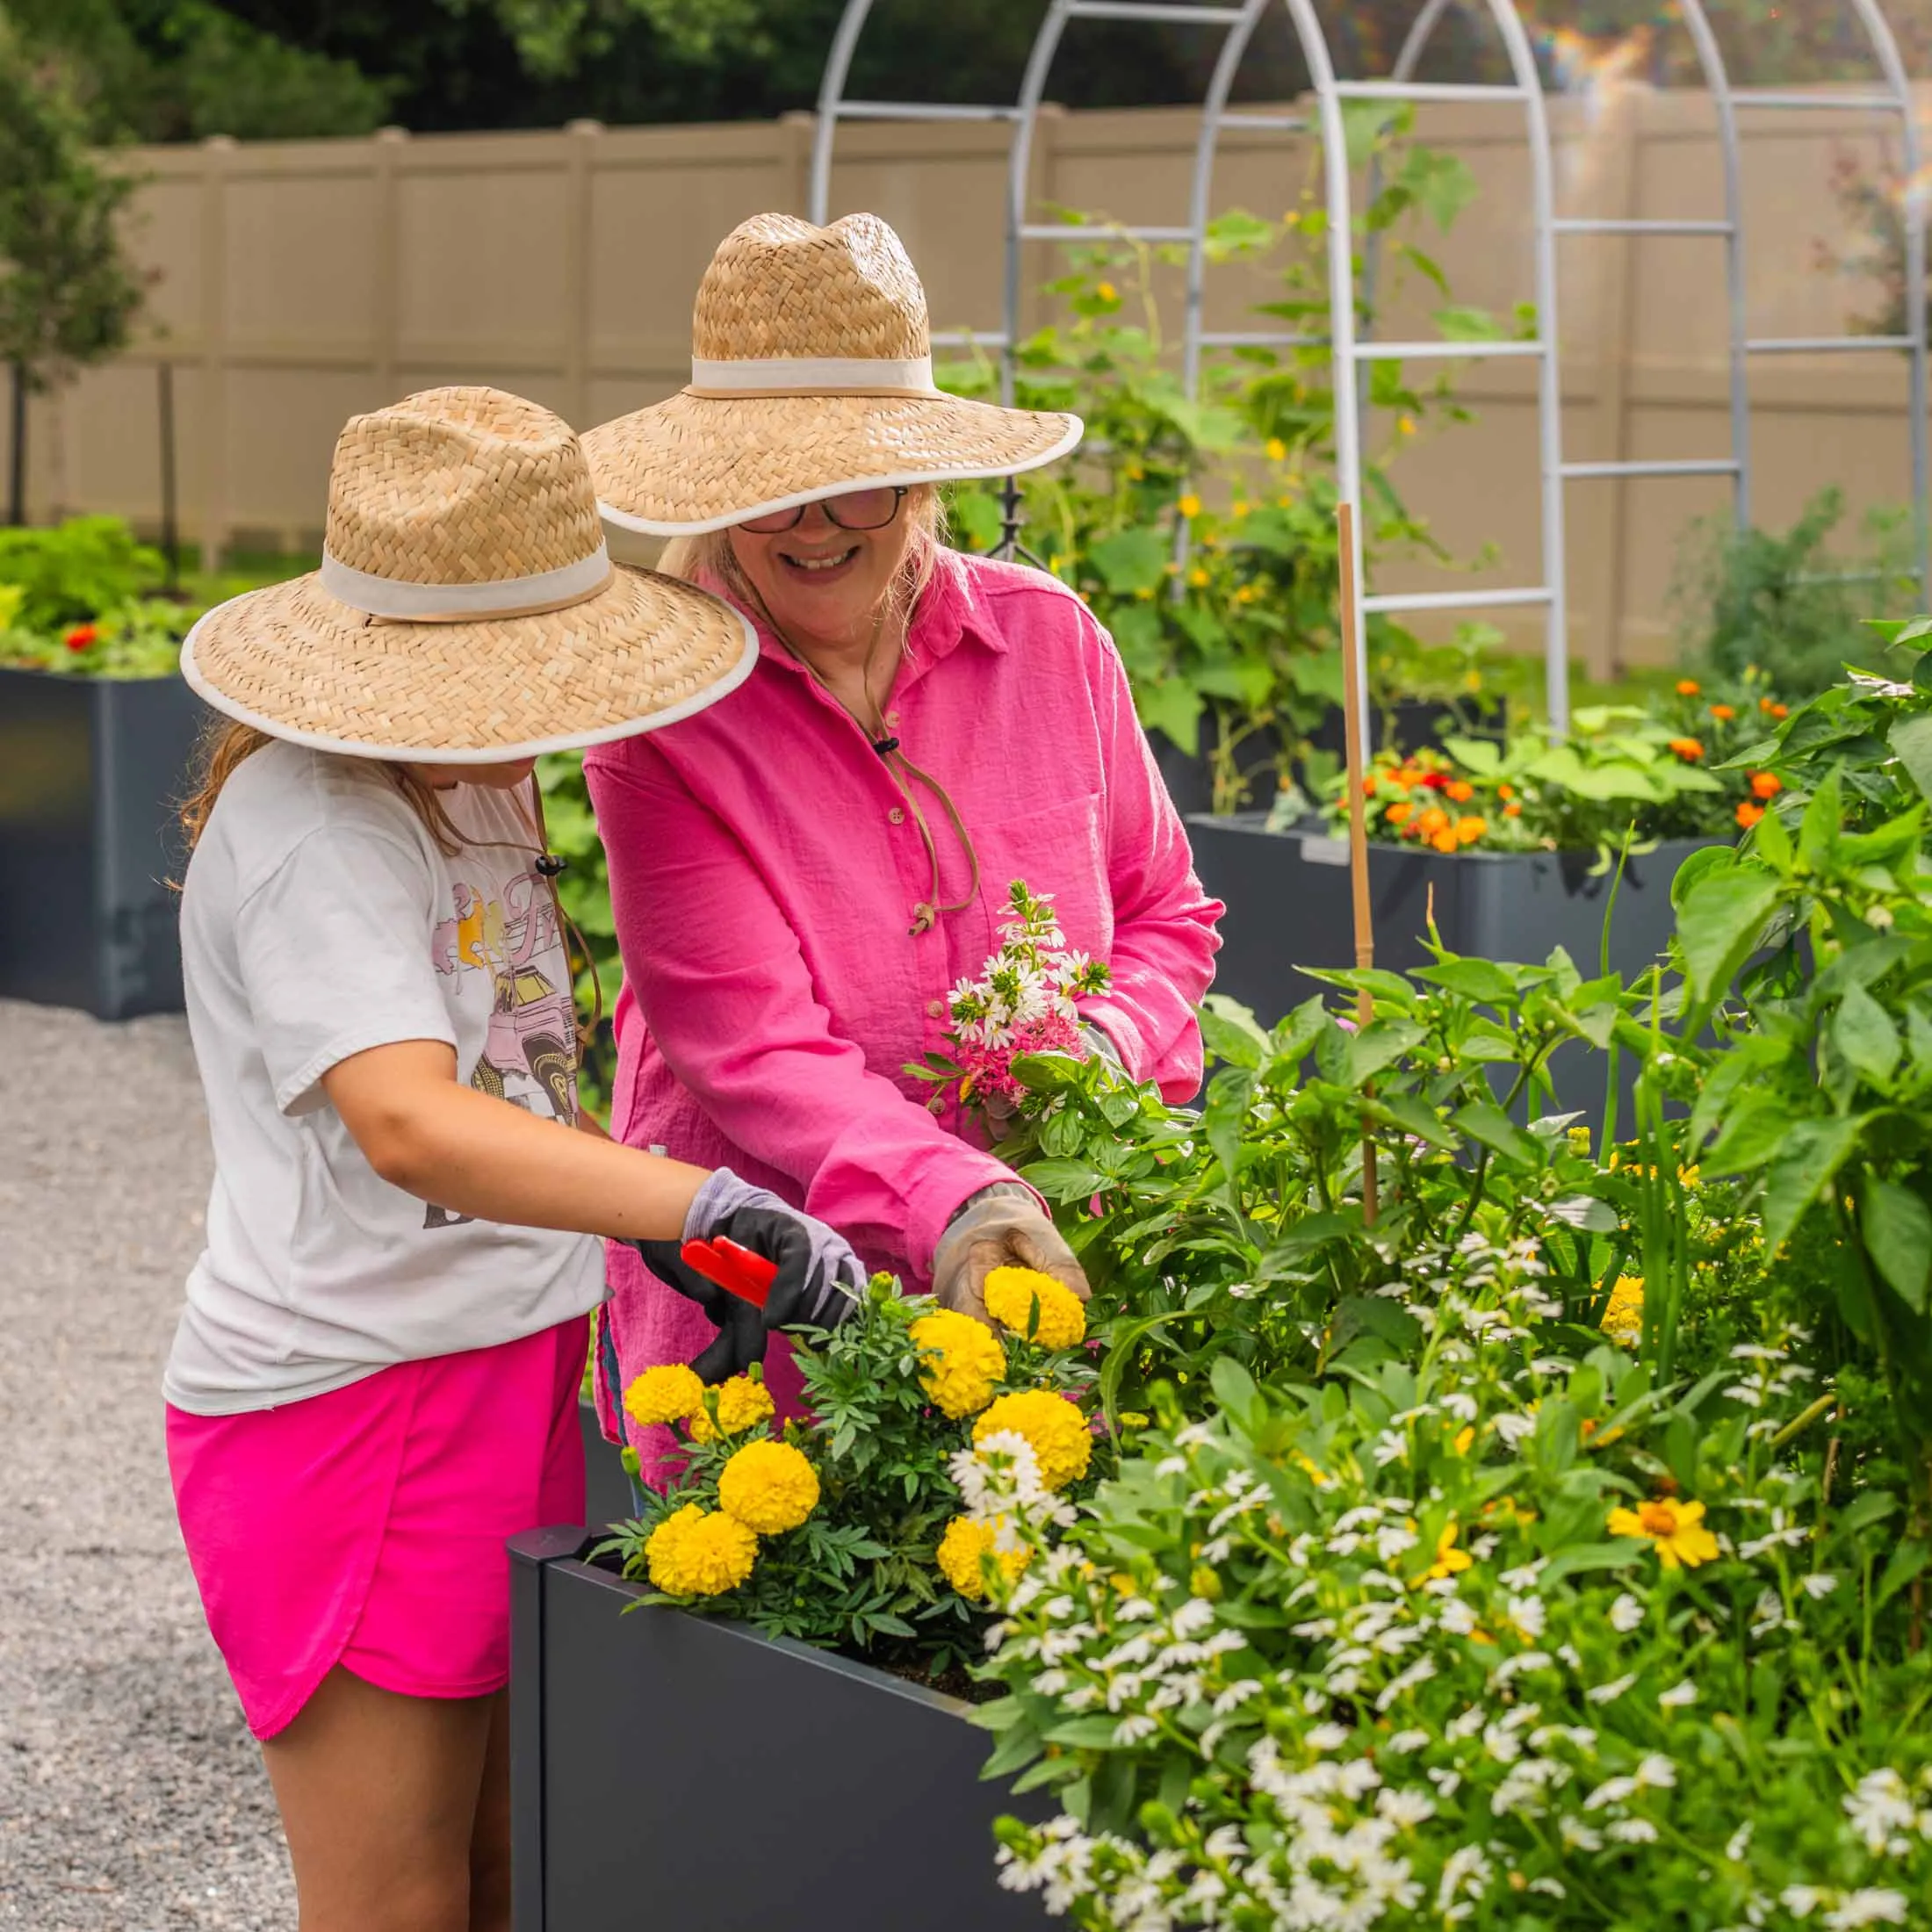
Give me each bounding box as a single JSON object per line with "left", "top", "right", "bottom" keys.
{"left": 179, "top": 718, "right": 472, "bottom": 857}
{"left": 656, "top": 484, "right": 948, "bottom": 640}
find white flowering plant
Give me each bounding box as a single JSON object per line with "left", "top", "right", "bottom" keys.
{"left": 975, "top": 1235, "right": 1932, "bottom": 1931}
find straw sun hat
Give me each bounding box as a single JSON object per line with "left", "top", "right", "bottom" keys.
{"left": 182, "top": 386, "right": 755, "bottom": 761}
{"left": 584, "top": 213, "right": 1083, "bottom": 537}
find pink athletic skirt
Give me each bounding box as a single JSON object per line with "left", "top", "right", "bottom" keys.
{"left": 167, "top": 1319, "right": 587, "bottom": 1741}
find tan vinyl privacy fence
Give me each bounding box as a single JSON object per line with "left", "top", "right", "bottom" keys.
{"left": 25, "top": 85, "right": 1930, "bottom": 672}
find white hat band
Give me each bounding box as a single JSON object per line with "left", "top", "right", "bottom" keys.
{"left": 319, "top": 542, "right": 613, "bottom": 622}
{"left": 688, "top": 353, "right": 937, "bottom": 395}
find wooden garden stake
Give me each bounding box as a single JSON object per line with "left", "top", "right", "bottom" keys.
{"left": 1337, "top": 501, "right": 1378, "bottom": 1224}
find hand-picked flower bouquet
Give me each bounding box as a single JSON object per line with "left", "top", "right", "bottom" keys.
{"left": 909, "top": 879, "right": 1113, "bottom": 1125}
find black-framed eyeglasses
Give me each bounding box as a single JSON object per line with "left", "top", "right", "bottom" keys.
{"left": 739, "top": 487, "right": 908, "bottom": 536}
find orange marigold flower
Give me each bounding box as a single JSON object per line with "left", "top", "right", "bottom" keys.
{"left": 1445, "top": 779, "right": 1474, "bottom": 803}
{"left": 1497, "top": 782, "right": 1515, "bottom": 800}
{"left": 1736, "top": 800, "right": 1764, "bottom": 830}
{"left": 1759, "top": 695, "right": 1777, "bottom": 712}
{"left": 1503, "top": 801, "right": 1523, "bottom": 818}
{"left": 1385, "top": 801, "right": 1413, "bottom": 825}
{"left": 1710, "top": 703, "right": 1735, "bottom": 721}
{"left": 1417, "top": 805, "right": 1450, "bottom": 837}
{"left": 1770, "top": 703, "right": 1789, "bottom": 719}
{"left": 1676, "top": 679, "right": 1700, "bottom": 696}
{"left": 1431, "top": 829, "right": 1460, "bottom": 854}
{"left": 1455, "top": 814, "right": 1486, "bottom": 844}
{"left": 1749, "top": 771, "right": 1782, "bottom": 799}
{"left": 1668, "top": 737, "right": 1705, "bottom": 761}
{"left": 1361, "top": 773, "right": 1378, "bottom": 796}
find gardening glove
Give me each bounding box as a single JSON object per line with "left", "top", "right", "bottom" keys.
{"left": 930, "top": 1181, "right": 1090, "bottom": 1328}
{"left": 633, "top": 1168, "right": 865, "bottom": 1384}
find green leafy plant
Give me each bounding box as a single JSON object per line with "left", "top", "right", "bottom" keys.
{"left": 1671, "top": 487, "right": 1920, "bottom": 700}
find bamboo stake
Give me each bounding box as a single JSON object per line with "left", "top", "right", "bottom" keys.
{"left": 1337, "top": 501, "right": 1378, "bottom": 1224}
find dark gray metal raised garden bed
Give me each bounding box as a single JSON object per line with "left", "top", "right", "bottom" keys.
{"left": 1188, "top": 815, "right": 1721, "bottom": 1124}
{"left": 0, "top": 668, "right": 207, "bottom": 1019}
{"left": 509, "top": 1528, "right": 1044, "bottom": 1932}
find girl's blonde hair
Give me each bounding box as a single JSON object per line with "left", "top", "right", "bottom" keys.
{"left": 179, "top": 719, "right": 471, "bottom": 856}
{"left": 656, "top": 484, "right": 947, "bottom": 639}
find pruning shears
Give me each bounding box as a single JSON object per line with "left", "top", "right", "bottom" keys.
{"left": 679, "top": 1236, "right": 780, "bottom": 1308}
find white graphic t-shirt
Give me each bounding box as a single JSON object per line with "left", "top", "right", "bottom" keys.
{"left": 165, "top": 740, "right": 604, "bottom": 1415}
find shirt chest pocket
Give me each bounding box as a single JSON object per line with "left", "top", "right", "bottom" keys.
{"left": 969, "top": 790, "right": 1112, "bottom": 966}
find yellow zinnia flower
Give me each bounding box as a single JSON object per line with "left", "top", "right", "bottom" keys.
{"left": 974, "top": 1389, "right": 1093, "bottom": 1491}
{"left": 910, "top": 1309, "right": 1006, "bottom": 1419}
{"left": 1601, "top": 1276, "right": 1644, "bottom": 1347}
{"left": 687, "top": 1373, "right": 776, "bottom": 1443}
{"left": 717, "top": 1439, "right": 820, "bottom": 1535}
{"left": 624, "top": 1362, "right": 704, "bottom": 1430}
{"left": 983, "top": 1266, "right": 1087, "bottom": 1349}
{"left": 1607, "top": 1496, "right": 1719, "bottom": 1569}
{"left": 936, "top": 1516, "right": 1027, "bottom": 1601}
{"left": 1178, "top": 493, "right": 1202, "bottom": 519}
{"left": 645, "top": 1503, "right": 758, "bottom": 1597}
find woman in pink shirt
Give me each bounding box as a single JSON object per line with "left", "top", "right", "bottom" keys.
{"left": 581, "top": 213, "right": 1221, "bottom": 1464}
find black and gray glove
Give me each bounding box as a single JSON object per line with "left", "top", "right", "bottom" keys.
{"left": 633, "top": 1168, "right": 865, "bottom": 1384}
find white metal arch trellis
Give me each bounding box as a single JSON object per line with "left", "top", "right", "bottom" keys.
{"left": 811, "top": 0, "right": 1931, "bottom": 751}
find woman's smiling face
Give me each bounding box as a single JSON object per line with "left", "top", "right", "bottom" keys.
{"left": 726, "top": 490, "right": 914, "bottom": 647}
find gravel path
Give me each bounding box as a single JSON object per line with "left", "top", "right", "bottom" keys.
{"left": 0, "top": 1000, "right": 294, "bottom": 1929}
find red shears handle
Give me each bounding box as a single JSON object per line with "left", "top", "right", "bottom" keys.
{"left": 679, "top": 1236, "right": 780, "bottom": 1309}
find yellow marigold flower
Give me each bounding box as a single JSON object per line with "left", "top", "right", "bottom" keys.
{"left": 1413, "top": 1520, "right": 1473, "bottom": 1587}
{"left": 1397, "top": 415, "right": 1417, "bottom": 436}
{"left": 624, "top": 1363, "right": 704, "bottom": 1430}
{"left": 1265, "top": 436, "right": 1287, "bottom": 461}
{"left": 717, "top": 1439, "right": 820, "bottom": 1535}
{"left": 1187, "top": 566, "right": 1209, "bottom": 588}
{"left": 645, "top": 1503, "right": 758, "bottom": 1597}
{"left": 1178, "top": 493, "right": 1202, "bottom": 519}
{"left": 1096, "top": 279, "right": 1118, "bottom": 300}
{"left": 687, "top": 1373, "right": 776, "bottom": 1443}
{"left": 936, "top": 1516, "right": 1027, "bottom": 1602}
{"left": 1601, "top": 1275, "right": 1644, "bottom": 1346}
{"left": 983, "top": 1266, "right": 1087, "bottom": 1349}
{"left": 910, "top": 1309, "right": 1006, "bottom": 1420}
{"left": 1607, "top": 1496, "right": 1719, "bottom": 1569}
{"left": 974, "top": 1389, "right": 1093, "bottom": 1491}
{"left": 1454, "top": 814, "right": 1487, "bottom": 845}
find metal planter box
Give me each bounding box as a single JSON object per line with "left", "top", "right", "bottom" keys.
{"left": 0, "top": 669, "right": 207, "bottom": 1019}
{"left": 508, "top": 1529, "right": 1043, "bottom": 1932}
{"left": 1187, "top": 815, "right": 1720, "bottom": 1122}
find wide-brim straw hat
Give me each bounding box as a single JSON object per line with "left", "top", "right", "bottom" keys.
{"left": 583, "top": 213, "right": 1083, "bottom": 537}
{"left": 182, "top": 386, "right": 756, "bottom": 761}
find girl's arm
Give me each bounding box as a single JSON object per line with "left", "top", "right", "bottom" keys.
{"left": 323, "top": 1038, "right": 703, "bottom": 1241}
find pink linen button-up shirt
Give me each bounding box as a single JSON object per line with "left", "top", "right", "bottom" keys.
{"left": 584, "top": 549, "right": 1222, "bottom": 1451}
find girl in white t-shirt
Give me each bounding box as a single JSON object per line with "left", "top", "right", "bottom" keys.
{"left": 164, "top": 388, "right": 854, "bottom": 1932}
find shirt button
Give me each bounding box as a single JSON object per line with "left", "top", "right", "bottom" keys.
{"left": 888, "top": 806, "right": 905, "bottom": 825}
{"left": 926, "top": 999, "right": 944, "bottom": 1019}
{"left": 886, "top": 709, "right": 902, "bottom": 726}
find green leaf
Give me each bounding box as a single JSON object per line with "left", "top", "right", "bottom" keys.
{"left": 1452, "top": 1101, "right": 1543, "bottom": 1167}
{"left": 1835, "top": 983, "right": 1902, "bottom": 1089}
{"left": 1762, "top": 1116, "right": 1862, "bottom": 1254}
{"left": 1859, "top": 1176, "right": 1932, "bottom": 1313}
{"left": 1136, "top": 677, "right": 1204, "bottom": 755}
{"left": 1199, "top": 995, "right": 1271, "bottom": 1070}
{"left": 1876, "top": 1538, "right": 1931, "bottom": 1611}
{"left": 1210, "top": 1355, "right": 1262, "bottom": 1430}
{"left": 1432, "top": 303, "right": 1505, "bottom": 341}
{"left": 1540, "top": 1541, "right": 1641, "bottom": 1586}
{"left": 1702, "top": 1097, "right": 1795, "bottom": 1179}
{"left": 1676, "top": 862, "right": 1782, "bottom": 1005}
{"left": 1888, "top": 711, "right": 1932, "bottom": 806}
{"left": 1417, "top": 956, "right": 1517, "bottom": 1004}
{"left": 1543, "top": 1195, "right": 1618, "bottom": 1234}
{"left": 1367, "top": 1092, "right": 1459, "bottom": 1150}
{"left": 1345, "top": 1020, "right": 1426, "bottom": 1085}
{"left": 1799, "top": 766, "right": 1843, "bottom": 871}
